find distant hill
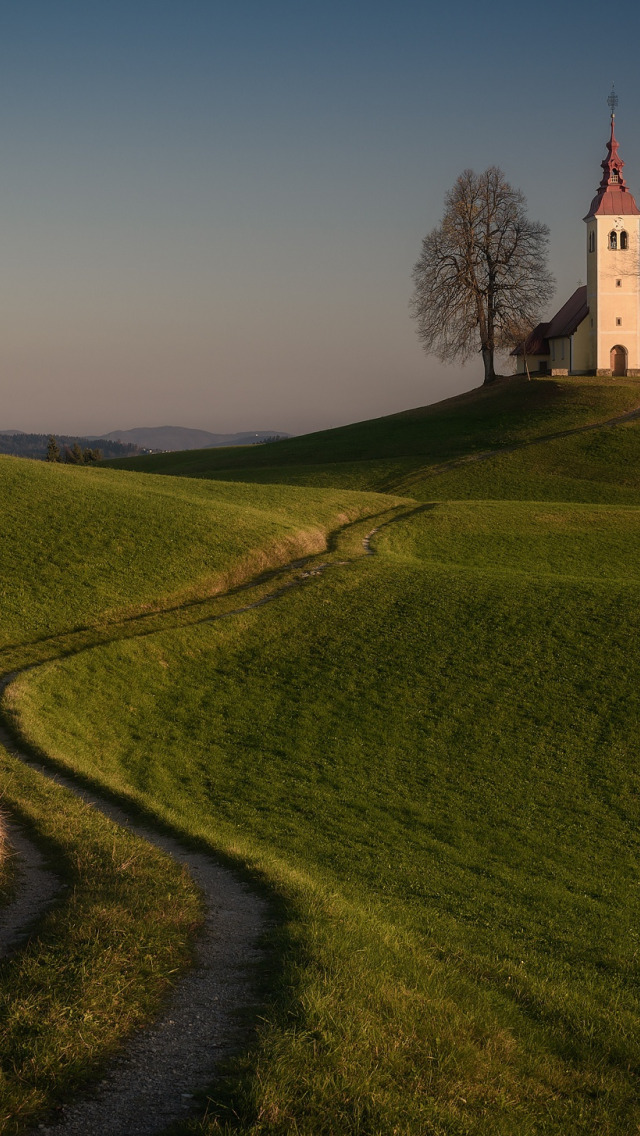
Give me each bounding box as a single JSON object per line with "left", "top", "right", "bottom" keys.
{"left": 0, "top": 433, "right": 141, "bottom": 461}
{"left": 96, "top": 426, "right": 290, "bottom": 451}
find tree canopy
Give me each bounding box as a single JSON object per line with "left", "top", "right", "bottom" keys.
{"left": 411, "top": 167, "right": 555, "bottom": 384}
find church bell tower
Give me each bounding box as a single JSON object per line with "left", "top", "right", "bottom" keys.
{"left": 584, "top": 89, "right": 640, "bottom": 375}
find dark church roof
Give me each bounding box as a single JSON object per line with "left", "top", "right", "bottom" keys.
{"left": 545, "top": 286, "right": 588, "bottom": 339}
{"left": 511, "top": 286, "right": 588, "bottom": 356}
{"left": 511, "top": 321, "right": 550, "bottom": 357}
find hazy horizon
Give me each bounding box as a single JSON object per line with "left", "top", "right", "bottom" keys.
{"left": 2, "top": 1, "right": 638, "bottom": 438}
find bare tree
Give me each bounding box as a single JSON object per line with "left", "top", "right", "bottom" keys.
{"left": 410, "top": 167, "right": 555, "bottom": 384}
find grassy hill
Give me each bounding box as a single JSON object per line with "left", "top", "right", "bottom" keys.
{"left": 3, "top": 375, "right": 640, "bottom": 1133}
{"left": 0, "top": 456, "right": 398, "bottom": 648}
{"left": 103, "top": 375, "right": 640, "bottom": 494}
{"left": 0, "top": 455, "right": 397, "bottom": 1132}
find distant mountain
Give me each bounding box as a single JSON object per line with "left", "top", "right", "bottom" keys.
{"left": 95, "top": 426, "right": 290, "bottom": 451}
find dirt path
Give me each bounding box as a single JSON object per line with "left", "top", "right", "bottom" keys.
{"left": 0, "top": 731, "right": 268, "bottom": 1136}
{"left": 0, "top": 819, "right": 62, "bottom": 959}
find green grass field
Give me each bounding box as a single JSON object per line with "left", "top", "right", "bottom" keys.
{"left": 3, "top": 375, "right": 640, "bottom": 1133}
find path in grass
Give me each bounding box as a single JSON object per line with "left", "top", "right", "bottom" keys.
{"left": 5, "top": 402, "right": 640, "bottom": 1131}
{"left": 0, "top": 820, "right": 61, "bottom": 959}
{"left": 386, "top": 400, "right": 640, "bottom": 495}
{"left": 0, "top": 508, "right": 412, "bottom": 1135}
{"left": 0, "top": 718, "right": 268, "bottom": 1136}
{"left": 15, "top": 482, "right": 640, "bottom": 1132}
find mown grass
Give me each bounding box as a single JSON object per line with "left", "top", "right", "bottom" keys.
{"left": 0, "top": 751, "right": 202, "bottom": 1135}
{"left": 103, "top": 375, "right": 640, "bottom": 491}
{"left": 13, "top": 493, "right": 640, "bottom": 1133}
{"left": 380, "top": 498, "right": 640, "bottom": 581}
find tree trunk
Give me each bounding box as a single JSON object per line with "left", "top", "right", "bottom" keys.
{"left": 482, "top": 347, "right": 497, "bottom": 384}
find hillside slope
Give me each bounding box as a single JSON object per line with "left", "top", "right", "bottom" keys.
{"left": 9, "top": 381, "right": 640, "bottom": 1133}
{"left": 102, "top": 376, "right": 640, "bottom": 493}
{"left": 0, "top": 455, "right": 399, "bottom": 648}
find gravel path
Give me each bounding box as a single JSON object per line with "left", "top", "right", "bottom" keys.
{"left": 0, "top": 723, "right": 268, "bottom": 1136}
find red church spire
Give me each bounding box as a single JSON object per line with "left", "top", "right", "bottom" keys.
{"left": 598, "top": 112, "right": 627, "bottom": 190}
{"left": 584, "top": 89, "right": 639, "bottom": 218}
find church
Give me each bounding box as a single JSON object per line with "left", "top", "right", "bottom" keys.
{"left": 514, "top": 101, "right": 640, "bottom": 377}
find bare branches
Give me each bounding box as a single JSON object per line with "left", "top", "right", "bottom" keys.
{"left": 410, "top": 167, "right": 555, "bottom": 384}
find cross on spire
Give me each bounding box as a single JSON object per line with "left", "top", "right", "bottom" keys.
{"left": 584, "top": 88, "right": 639, "bottom": 218}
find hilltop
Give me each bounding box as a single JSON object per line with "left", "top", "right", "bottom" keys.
{"left": 102, "top": 374, "right": 640, "bottom": 494}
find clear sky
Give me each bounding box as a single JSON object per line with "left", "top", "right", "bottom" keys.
{"left": 1, "top": 0, "right": 639, "bottom": 436}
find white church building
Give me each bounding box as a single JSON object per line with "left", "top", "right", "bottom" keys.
{"left": 515, "top": 103, "right": 640, "bottom": 377}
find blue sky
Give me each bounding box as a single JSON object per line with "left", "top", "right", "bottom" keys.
{"left": 1, "top": 0, "right": 639, "bottom": 435}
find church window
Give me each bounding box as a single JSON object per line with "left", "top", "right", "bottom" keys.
{"left": 609, "top": 231, "right": 618, "bottom": 249}
{"left": 611, "top": 170, "right": 619, "bottom": 183}
{"left": 620, "top": 231, "right": 628, "bottom": 249}
{"left": 616, "top": 318, "right": 622, "bottom": 326}
{"left": 616, "top": 279, "right": 622, "bottom": 287}
{"left": 589, "top": 231, "right": 595, "bottom": 252}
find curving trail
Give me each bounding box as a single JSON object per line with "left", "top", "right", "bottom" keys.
{"left": 0, "top": 507, "right": 410, "bottom": 1135}
{"left": 0, "top": 818, "right": 62, "bottom": 960}
{"left": 0, "top": 725, "right": 268, "bottom": 1136}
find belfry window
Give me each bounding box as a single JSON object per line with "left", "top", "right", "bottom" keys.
{"left": 620, "top": 231, "right": 628, "bottom": 249}
{"left": 609, "top": 231, "right": 618, "bottom": 250}
{"left": 611, "top": 170, "right": 619, "bottom": 183}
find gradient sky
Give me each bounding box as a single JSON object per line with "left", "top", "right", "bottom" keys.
{"left": 1, "top": 0, "right": 639, "bottom": 436}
